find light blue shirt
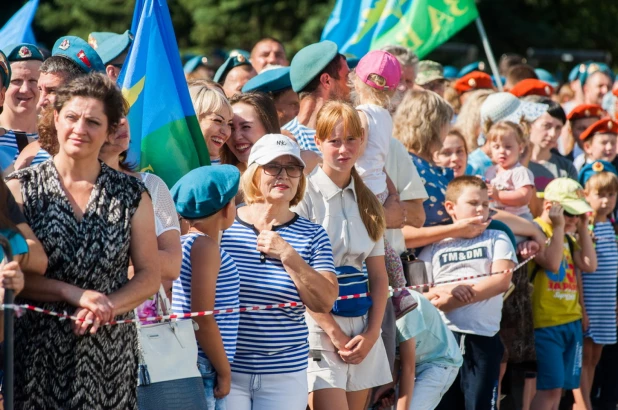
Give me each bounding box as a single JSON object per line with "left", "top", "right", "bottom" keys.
{"left": 396, "top": 292, "right": 463, "bottom": 368}
{"left": 468, "top": 148, "right": 493, "bottom": 177}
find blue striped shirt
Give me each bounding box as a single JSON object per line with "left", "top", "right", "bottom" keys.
{"left": 282, "top": 117, "right": 320, "bottom": 155}
{"left": 31, "top": 149, "right": 52, "bottom": 166}
{"left": 0, "top": 131, "right": 38, "bottom": 170}
{"left": 220, "top": 214, "right": 336, "bottom": 374}
{"left": 582, "top": 221, "right": 618, "bottom": 344}
{"left": 172, "top": 233, "right": 240, "bottom": 362}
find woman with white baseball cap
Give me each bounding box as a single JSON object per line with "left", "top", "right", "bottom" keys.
{"left": 468, "top": 92, "right": 548, "bottom": 176}
{"left": 220, "top": 133, "right": 338, "bottom": 410}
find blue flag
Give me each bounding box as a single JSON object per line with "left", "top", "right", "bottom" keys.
{"left": 322, "top": 0, "right": 478, "bottom": 59}
{"left": 0, "top": 0, "right": 39, "bottom": 49}
{"left": 119, "top": 0, "right": 210, "bottom": 188}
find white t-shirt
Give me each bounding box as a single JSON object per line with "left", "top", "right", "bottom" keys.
{"left": 355, "top": 104, "right": 392, "bottom": 195}
{"left": 418, "top": 230, "right": 517, "bottom": 337}
{"left": 141, "top": 172, "right": 181, "bottom": 236}
{"left": 484, "top": 163, "right": 535, "bottom": 217}
{"left": 384, "top": 138, "right": 428, "bottom": 255}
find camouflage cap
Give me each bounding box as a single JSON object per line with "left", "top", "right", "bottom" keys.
{"left": 415, "top": 60, "right": 445, "bottom": 86}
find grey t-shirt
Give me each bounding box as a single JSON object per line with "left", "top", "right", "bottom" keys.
{"left": 418, "top": 229, "right": 517, "bottom": 337}
{"left": 528, "top": 153, "right": 578, "bottom": 193}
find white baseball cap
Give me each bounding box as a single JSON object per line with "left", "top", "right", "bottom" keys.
{"left": 481, "top": 92, "right": 548, "bottom": 125}
{"left": 247, "top": 134, "right": 306, "bottom": 167}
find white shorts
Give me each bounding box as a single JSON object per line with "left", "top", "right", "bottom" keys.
{"left": 306, "top": 314, "right": 392, "bottom": 392}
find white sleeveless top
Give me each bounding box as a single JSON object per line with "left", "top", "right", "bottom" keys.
{"left": 140, "top": 172, "right": 180, "bottom": 236}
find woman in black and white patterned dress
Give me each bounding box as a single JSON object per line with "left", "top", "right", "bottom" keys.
{"left": 6, "top": 74, "right": 160, "bottom": 410}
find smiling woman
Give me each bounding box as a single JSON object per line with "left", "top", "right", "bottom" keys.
{"left": 5, "top": 73, "right": 160, "bottom": 409}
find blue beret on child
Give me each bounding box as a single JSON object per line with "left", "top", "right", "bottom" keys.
{"left": 171, "top": 165, "right": 241, "bottom": 219}
{"left": 578, "top": 160, "right": 618, "bottom": 186}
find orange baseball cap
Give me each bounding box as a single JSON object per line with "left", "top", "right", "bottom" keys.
{"left": 567, "top": 104, "right": 604, "bottom": 121}
{"left": 579, "top": 117, "right": 618, "bottom": 141}
{"left": 452, "top": 71, "right": 493, "bottom": 93}
{"left": 509, "top": 79, "right": 554, "bottom": 98}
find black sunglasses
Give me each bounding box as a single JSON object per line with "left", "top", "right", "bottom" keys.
{"left": 262, "top": 164, "right": 304, "bottom": 178}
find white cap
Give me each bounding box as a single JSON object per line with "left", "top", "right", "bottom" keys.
{"left": 480, "top": 92, "right": 548, "bottom": 125}
{"left": 248, "top": 134, "right": 306, "bottom": 168}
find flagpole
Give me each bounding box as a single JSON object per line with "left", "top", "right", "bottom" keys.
{"left": 475, "top": 17, "right": 503, "bottom": 92}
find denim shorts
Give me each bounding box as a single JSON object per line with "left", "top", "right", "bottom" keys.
{"left": 197, "top": 355, "right": 226, "bottom": 410}
{"left": 535, "top": 320, "right": 583, "bottom": 390}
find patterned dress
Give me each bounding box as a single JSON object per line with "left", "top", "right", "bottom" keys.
{"left": 7, "top": 160, "right": 146, "bottom": 410}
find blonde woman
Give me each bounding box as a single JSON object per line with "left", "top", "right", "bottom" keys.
{"left": 455, "top": 88, "right": 494, "bottom": 157}
{"left": 294, "top": 101, "right": 391, "bottom": 410}
{"left": 189, "top": 79, "right": 234, "bottom": 165}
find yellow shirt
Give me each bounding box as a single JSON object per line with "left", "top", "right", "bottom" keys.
{"left": 530, "top": 218, "right": 582, "bottom": 328}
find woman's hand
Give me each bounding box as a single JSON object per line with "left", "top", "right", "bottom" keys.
{"left": 454, "top": 216, "right": 491, "bottom": 239}
{"left": 71, "top": 308, "right": 102, "bottom": 336}
{"left": 64, "top": 287, "right": 115, "bottom": 324}
{"left": 256, "top": 231, "right": 295, "bottom": 261}
{"left": 338, "top": 331, "right": 379, "bottom": 364}
{"left": 383, "top": 194, "right": 407, "bottom": 229}
{"left": 517, "top": 240, "right": 541, "bottom": 259}
{"left": 330, "top": 329, "right": 353, "bottom": 354}
{"left": 214, "top": 372, "right": 231, "bottom": 399}
{"left": 450, "top": 284, "right": 476, "bottom": 303}
{"left": 0, "top": 261, "right": 24, "bottom": 295}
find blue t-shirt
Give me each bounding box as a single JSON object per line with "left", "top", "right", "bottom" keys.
{"left": 0, "top": 131, "right": 38, "bottom": 171}
{"left": 409, "top": 152, "right": 453, "bottom": 227}
{"left": 221, "top": 213, "right": 336, "bottom": 374}
{"left": 0, "top": 229, "right": 28, "bottom": 260}
{"left": 282, "top": 117, "right": 320, "bottom": 155}
{"left": 468, "top": 148, "right": 493, "bottom": 177}
{"left": 396, "top": 292, "right": 463, "bottom": 367}
{"left": 172, "top": 233, "right": 240, "bottom": 362}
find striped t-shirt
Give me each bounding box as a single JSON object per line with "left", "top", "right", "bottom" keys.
{"left": 172, "top": 232, "right": 240, "bottom": 362}
{"left": 0, "top": 130, "right": 38, "bottom": 170}
{"left": 282, "top": 117, "right": 320, "bottom": 155}
{"left": 31, "top": 149, "right": 52, "bottom": 166}
{"left": 221, "top": 214, "right": 336, "bottom": 374}
{"left": 582, "top": 221, "right": 618, "bottom": 344}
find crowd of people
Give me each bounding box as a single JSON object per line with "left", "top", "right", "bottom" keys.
{"left": 0, "top": 26, "right": 618, "bottom": 410}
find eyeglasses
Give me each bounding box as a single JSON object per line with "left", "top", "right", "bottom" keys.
{"left": 262, "top": 164, "right": 304, "bottom": 178}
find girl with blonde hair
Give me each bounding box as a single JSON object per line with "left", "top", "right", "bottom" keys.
{"left": 294, "top": 100, "right": 391, "bottom": 410}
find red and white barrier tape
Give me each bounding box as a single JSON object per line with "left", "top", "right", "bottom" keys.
{"left": 0, "top": 242, "right": 543, "bottom": 326}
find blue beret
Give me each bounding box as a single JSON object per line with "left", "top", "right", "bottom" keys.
{"left": 228, "top": 49, "right": 251, "bottom": 60}
{"left": 171, "top": 165, "right": 240, "bottom": 219}
{"left": 213, "top": 54, "right": 253, "bottom": 84}
{"left": 183, "top": 55, "right": 211, "bottom": 74}
{"left": 458, "top": 61, "right": 485, "bottom": 78}
{"left": 443, "top": 65, "right": 458, "bottom": 80}
{"left": 0, "top": 50, "right": 11, "bottom": 89}
{"left": 52, "top": 36, "right": 106, "bottom": 74}
{"left": 88, "top": 30, "right": 133, "bottom": 65}
{"left": 2, "top": 43, "right": 44, "bottom": 62}
{"left": 580, "top": 62, "right": 614, "bottom": 86}
{"left": 534, "top": 68, "right": 558, "bottom": 88}
{"left": 578, "top": 160, "right": 618, "bottom": 186}
{"left": 242, "top": 67, "right": 291, "bottom": 94}
{"left": 290, "top": 40, "right": 339, "bottom": 93}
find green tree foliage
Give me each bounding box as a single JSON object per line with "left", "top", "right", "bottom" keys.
{"left": 2, "top": 0, "right": 618, "bottom": 68}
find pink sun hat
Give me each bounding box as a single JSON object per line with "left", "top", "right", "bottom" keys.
{"left": 355, "top": 50, "right": 401, "bottom": 91}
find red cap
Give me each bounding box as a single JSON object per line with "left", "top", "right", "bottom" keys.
{"left": 509, "top": 79, "right": 554, "bottom": 98}
{"left": 452, "top": 71, "right": 493, "bottom": 93}
{"left": 579, "top": 117, "right": 618, "bottom": 141}
{"left": 613, "top": 88, "right": 618, "bottom": 97}
{"left": 567, "top": 104, "right": 604, "bottom": 121}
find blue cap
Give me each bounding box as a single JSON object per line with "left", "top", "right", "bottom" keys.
{"left": 443, "top": 65, "right": 458, "bottom": 79}
{"left": 213, "top": 54, "right": 253, "bottom": 84}
{"left": 183, "top": 55, "right": 211, "bottom": 74}
{"left": 2, "top": 43, "right": 44, "bottom": 62}
{"left": 534, "top": 68, "right": 559, "bottom": 88}
{"left": 242, "top": 67, "right": 292, "bottom": 93}
{"left": 171, "top": 165, "right": 240, "bottom": 219}
{"left": 578, "top": 160, "right": 618, "bottom": 186}
{"left": 0, "top": 50, "right": 11, "bottom": 89}
{"left": 290, "top": 40, "right": 339, "bottom": 93}
{"left": 88, "top": 30, "right": 133, "bottom": 65}
{"left": 52, "top": 36, "right": 105, "bottom": 73}
{"left": 580, "top": 62, "right": 614, "bottom": 86}
{"left": 228, "top": 49, "right": 251, "bottom": 60}
{"left": 458, "top": 61, "right": 485, "bottom": 78}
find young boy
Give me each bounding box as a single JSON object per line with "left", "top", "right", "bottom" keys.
{"left": 528, "top": 178, "right": 597, "bottom": 410}
{"left": 567, "top": 104, "right": 603, "bottom": 168}
{"left": 420, "top": 176, "right": 517, "bottom": 410}
{"left": 577, "top": 117, "right": 618, "bottom": 171}
{"left": 171, "top": 165, "right": 241, "bottom": 409}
